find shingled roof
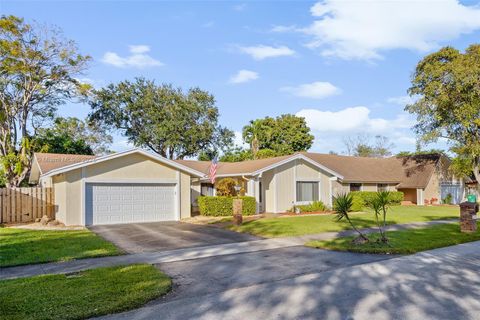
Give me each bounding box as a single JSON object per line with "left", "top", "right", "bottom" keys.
{"left": 176, "top": 152, "right": 443, "bottom": 188}
{"left": 33, "top": 152, "right": 97, "bottom": 175}
{"left": 301, "top": 153, "right": 441, "bottom": 188}
{"left": 174, "top": 154, "right": 293, "bottom": 176}
{"left": 30, "top": 150, "right": 442, "bottom": 189}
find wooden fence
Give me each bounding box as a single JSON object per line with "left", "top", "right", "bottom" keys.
{"left": 0, "top": 187, "right": 55, "bottom": 224}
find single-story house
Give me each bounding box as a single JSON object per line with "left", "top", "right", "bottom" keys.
{"left": 29, "top": 149, "right": 461, "bottom": 226}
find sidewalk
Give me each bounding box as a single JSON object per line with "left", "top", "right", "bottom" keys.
{"left": 0, "top": 219, "right": 457, "bottom": 281}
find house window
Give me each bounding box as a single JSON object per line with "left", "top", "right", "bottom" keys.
{"left": 350, "top": 183, "right": 362, "bottom": 192}
{"left": 296, "top": 181, "right": 319, "bottom": 202}
{"left": 201, "top": 183, "right": 214, "bottom": 196}
{"left": 378, "top": 183, "right": 388, "bottom": 192}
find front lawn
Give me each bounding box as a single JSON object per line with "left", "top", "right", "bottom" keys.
{"left": 0, "top": 264, "right": 171, "bottom": 320}
{"left": 0, "top": 228, "right": 121, "bottom": 267}
{"left": 229, "top": 205, "right": 458, "bottom": 237}
{"left": 306, "top": 222, "right": 480, "bottom": 254}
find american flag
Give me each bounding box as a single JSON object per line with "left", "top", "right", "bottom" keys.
{"left": 209, "top": 157, "right": 218, "bottom": 184}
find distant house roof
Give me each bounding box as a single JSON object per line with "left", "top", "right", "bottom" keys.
{"left": 393, "top": 154, "right": 442, "bottom": 189}
{"left": 301, "top": 153, "right": 441, "bottom": 188}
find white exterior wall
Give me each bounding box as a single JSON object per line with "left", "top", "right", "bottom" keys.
{"left": 263, "top": 170, "right": 275, "bottom": 213}
{"left": 263, "top": 158, "right": 336, "bottom": 213}
{"left": 50, "top": 153, "right": 193, "bottom": 225}
{"left": 275, "top": 161, "right": 296, "bottom": 212}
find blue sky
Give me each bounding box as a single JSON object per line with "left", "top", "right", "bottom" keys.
{"left": 2, "top": 0, "right": 480, "bottom": 154}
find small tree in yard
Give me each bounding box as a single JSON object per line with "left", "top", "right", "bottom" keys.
{"left": 333, "top": 193, "right": 369, "bottom": 244}
{"left": 369, "top": 191, "right": 392, "bottom": 243}
{"left": 215, "top": 178, "right": 237, "bottom": 196}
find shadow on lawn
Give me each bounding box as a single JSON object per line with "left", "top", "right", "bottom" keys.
{"left": 318, "top": 222, "right": 480, "bottom": 255}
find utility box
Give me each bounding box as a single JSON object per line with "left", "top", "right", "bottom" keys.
{"left": 460, "top": 201, "right": 479, "bottom": 233}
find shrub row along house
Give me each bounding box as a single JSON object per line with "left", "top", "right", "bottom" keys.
{"left": 28, "top": 149, "right": 461, "bottom": 226}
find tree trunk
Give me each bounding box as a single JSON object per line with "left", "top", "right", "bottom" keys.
{"left": 347, "top": 216, "right": 368, "bottom": 240}
{"left": 473, "top": 164, "right": 480, "bottom": 185}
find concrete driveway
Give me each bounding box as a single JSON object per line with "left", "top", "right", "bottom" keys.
{"left": 89, "top": 222, "right": 260, "bottom": 253}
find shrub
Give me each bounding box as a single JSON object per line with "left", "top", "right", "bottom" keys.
{"left": 388, "top": 191, "right": 404, "bottom": 204}
{"left": 351, "top": 195, "right": 365, "bottom": 212}
{"left": 296, "top": 201, "right": 327, "bottom": 213}
{"left": 442, "top": 193, "right": 453, "bottom": 205}
{"left": 198, "top": 196, "right": 256, "bottom": 216}
{"left": 333, "top": 193, "right": 369, "bottom": 241}
{"left": 351, "top": 191, "right": 404, "bottom": 207}
{"left": 0, "top": 169, "right": 5, "bottom": 188}
{"left": 216, "top": 178, "right": 237, "bottom": 196}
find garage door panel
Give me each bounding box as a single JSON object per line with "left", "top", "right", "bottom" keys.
{"left": 86, "top": 183, "right": 177, "bottom": 225}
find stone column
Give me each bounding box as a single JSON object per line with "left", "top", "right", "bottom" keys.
{"left": 233, "top": 198, "right": 243, "bottom": 225}
{"left": 460, "top": 202, "right": 479, "bottom": 233}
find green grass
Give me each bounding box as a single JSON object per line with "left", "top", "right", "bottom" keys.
{"left": 229, "top": 205, "right": 458, "bottom": 237}
{"left": 306, "top": 222, "right": 480, "bottom": 254}
{"left": 0, "top": 228, "right": 121, "bottom": 267}
{"left": 0, "top": 264, "right": 171, "bottom": 320}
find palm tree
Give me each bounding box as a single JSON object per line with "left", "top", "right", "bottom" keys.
{"left": 370, "top": 197, "right": 386, "bottom": 241}
{"left": 375, "top": 191, "right": 392, "bottom": 243}
{"left": 334, "top": 193, "right": 369, "bottom": 242}
{"left": 242, "top": 119, "right": 271, "bottom": 159}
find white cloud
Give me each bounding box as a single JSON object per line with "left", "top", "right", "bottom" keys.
{"left": 296, "top": 106, "right": 416, "bottom": 153}
{"left": 239, "top": 45, "right": 295, "bottom": 60}
{"left": 302, "top": 0, "right": 480, "bottom": 60}
{"left": 233, "top": 131, "right": 248, "bottom": 148}
{"left": 271, "top": 25, "right": 299, "bottom": 33}
{"left": 110, "top": 139, "right": 134, "bottom": 152}
{"left": 297, "top": 106, "right": 411, "bottom": 133}
{"left": 387, "top": 95, "right": 417, "bottom": 106}
{"left": 229, "top": 70, "right": 259, "bottom": 84}
{"left": 102, "top": 45, "right": 164, "bottom": 68}
{"left": 128, "top": 45, "right": 150, "bottom": 54}
{"left": 281, "top": 81, "right": 341, "bottom": 99}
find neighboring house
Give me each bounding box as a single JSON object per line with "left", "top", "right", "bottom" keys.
{"left": 29, "top": 149, "right": 460, "bottom": 226}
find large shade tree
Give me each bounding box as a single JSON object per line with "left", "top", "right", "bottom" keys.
{"left": 0, "top": 15, "right": 90, "bottom": 187}
{"left": 242, "top": 114, "right": 313, "bottom": 158}
{"left": 89, "top": 78, "right": 234, "bottom": 159}
{"left": 406, "top": 45, "right": 480, "bottom": 181}
{"left": 33, "top": 117, "right": 112, "bottom": 155}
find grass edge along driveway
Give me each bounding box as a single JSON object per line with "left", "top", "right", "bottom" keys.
{"left": 0, "top": 227, "right": 121, "bottom": 267}
{"left": 0, "top": 264, "right": 172, "bottom": 320}
{"left": 306, "top": 222, "right": 480, "bottom": 254}
{"left": 228, "top": 206, "right": 459, "bottom": 238}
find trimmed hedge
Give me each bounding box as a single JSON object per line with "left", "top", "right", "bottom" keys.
{"left": 351, "top": 195, "right": 365, "bottom": 212}
{"left": 198, "top": 196, "right": 256, "bottom": 216}
{"left": 351, "top": 191, "right": 404, "bottom": 208}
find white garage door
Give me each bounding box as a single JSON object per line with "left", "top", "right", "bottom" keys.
{"left": 85, "top": 183, "right": 177, "bottom": 225}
